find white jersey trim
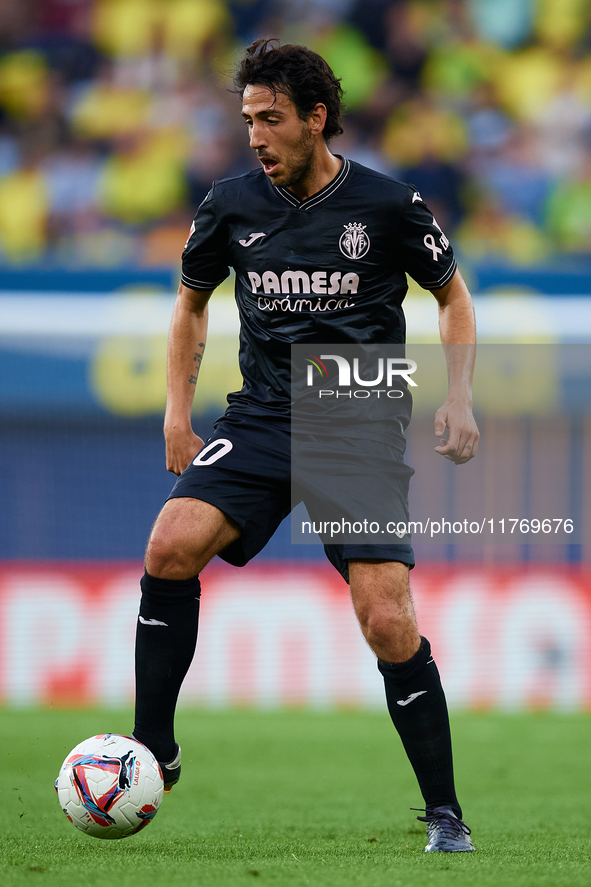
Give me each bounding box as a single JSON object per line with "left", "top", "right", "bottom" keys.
{"left": 181, "top": 271, "right": 228, "bottom": 290}
{"left": 416, "top": 258, "right": 457, "bottom": 290}
{"left": 275, "top": 158, "right": 351, "bottom": 211}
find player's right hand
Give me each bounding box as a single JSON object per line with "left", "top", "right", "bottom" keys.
{"left": 164, "top": 427, "right": 205, "bottom": 476}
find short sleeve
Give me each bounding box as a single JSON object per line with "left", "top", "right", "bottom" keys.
{"left": 397, "top": 185, "right": 457, "bottom": 290}
{"left": 181, "top": 184, "right": 231, "bottom": 291}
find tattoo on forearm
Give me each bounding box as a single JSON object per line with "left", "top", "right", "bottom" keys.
{"left": 188, "top": 342, "right": 205, "bottom": 386}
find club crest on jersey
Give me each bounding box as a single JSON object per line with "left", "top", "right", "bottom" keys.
{"left": 339, "top": 222, "right": 370, "bottom": 260}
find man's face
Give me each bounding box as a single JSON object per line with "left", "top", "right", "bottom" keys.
{"left": 241, "top": 84, "right": 316, "bottom": 189}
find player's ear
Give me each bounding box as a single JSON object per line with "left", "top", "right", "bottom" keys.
{"left": 308, "top": 103, "right": 327, "bottom": 136}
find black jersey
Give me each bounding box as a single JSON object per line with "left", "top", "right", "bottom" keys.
{"left": 181, "top": 158, "right": 456, "bottom": 427}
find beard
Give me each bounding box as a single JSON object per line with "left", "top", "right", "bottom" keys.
{"left": 263, "top": 122, "right": 317, "bottom": 190}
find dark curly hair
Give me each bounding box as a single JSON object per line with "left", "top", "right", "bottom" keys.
{"left": 233, "top": 38, "right": 345, "bottom": 142}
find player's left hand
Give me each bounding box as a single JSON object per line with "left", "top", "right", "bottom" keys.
{"left": 434, "top": 398, "right": 479, "bottom": 464}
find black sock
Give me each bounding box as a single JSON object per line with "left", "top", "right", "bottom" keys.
{"left": 378, "top": 637, "right": 461, "bottom": 819}
{"left": 133, "top": 571, "right": 201, "bottom": 763}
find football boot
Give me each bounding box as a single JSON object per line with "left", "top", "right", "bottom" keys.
{"left": 415, "top": 806, "right": 475, "bottom": 852}
{"left": 159, "top": 744, "right": 181, "bottom": 793}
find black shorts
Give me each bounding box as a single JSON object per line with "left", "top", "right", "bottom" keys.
{"left": 168, "top": 412, "right": 415, "bottom": 583}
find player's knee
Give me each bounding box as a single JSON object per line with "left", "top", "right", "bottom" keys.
{"left": 357, "top": 600, "right": 416, "bottom": 650}
{"left": 145, "top": 526, "right": 198, "bottom": 580}
{"left": 360, "top": 607, "right": 398, "bottom": 649}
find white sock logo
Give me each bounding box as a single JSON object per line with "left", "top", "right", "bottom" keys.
{"left": 139, "top": 616, "right": 168, "bottom": 627}
{"left": 397, "top": 690, "right": 427, "bottom": 706}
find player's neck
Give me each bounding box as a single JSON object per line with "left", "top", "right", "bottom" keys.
{"left": 287, "top": 148, "right": 342, "bottom": 201}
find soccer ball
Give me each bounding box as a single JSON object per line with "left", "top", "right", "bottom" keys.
{"left": 55, "top": 734, "right": 164, "bottom": 839}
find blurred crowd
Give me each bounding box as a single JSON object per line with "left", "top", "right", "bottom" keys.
{"left": 0, "top": 0, "right": 590, "bottom": 269}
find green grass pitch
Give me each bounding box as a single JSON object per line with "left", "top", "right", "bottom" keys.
{"left": 1, "top": 708, "right": 590, "bottom": 886}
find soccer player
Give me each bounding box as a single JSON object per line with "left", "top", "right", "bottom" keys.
{"left": 132, "top": 38, "right": 479, "bottom": 853}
